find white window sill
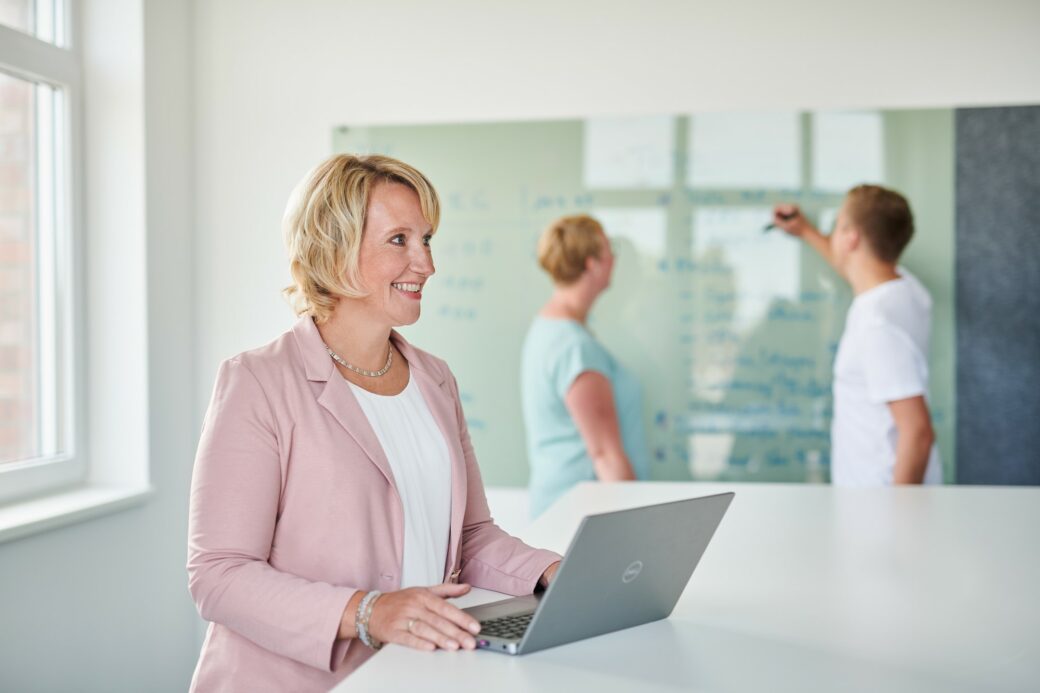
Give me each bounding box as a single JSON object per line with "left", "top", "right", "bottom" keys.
{"left": 0, "top": 484, "right": 154, "bottom": 544}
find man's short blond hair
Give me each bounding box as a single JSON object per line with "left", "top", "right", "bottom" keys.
{"left": 537, "top": 214, "right": 606, "bottom": 285}
{"left": 282, "top": 153, "right": 440, "bottom": 323}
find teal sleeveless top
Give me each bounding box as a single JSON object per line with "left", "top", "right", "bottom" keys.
{"left": 521, "top": 317, "right": 649, "bottom": 517}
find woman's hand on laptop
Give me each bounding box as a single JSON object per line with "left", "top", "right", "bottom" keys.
{"left": 367, "top": 583, "right": 481, "bottom": 652}
{"left": 538, "top": 561, "right": 562, "bottom": 589}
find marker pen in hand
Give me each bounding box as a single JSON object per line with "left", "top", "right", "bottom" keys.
{"left": 764, "top": 211, "right": 797, "bottom": 232}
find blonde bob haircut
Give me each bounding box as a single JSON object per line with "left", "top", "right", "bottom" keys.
{"left": 536, "top": 214, "right": 606, "bottom": 285}
{"left": 282, "top": 153, "right": 440, "bottom": 323}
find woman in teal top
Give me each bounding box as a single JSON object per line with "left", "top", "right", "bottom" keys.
{"left": 522, "top": 214, "right": 650, "bottom": 517}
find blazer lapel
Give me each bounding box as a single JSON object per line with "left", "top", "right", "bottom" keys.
{"left": 317, "top": 377, "right": 397, "bottom": 488}
{"left": 293, "top": 317, "right": 467, "bottom": 579}
{"left": 292, "top": 317, "right": 397, "bottom": 488}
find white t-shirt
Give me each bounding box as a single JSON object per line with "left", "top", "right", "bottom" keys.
{"left": 831, "top": 268, "right": 943, "bottom": 486}
{"left": 349, "top": 376, "right": 452, "bottom": 588}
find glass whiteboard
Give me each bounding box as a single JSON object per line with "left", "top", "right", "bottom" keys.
{"left": 333, "top": 109, "right": 954, "bottom": 486}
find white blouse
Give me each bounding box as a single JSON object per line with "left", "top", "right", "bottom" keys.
{"left": 348, "top": 376, "right": 452, "bottom": 588}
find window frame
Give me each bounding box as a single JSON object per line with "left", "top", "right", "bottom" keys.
{"left": 0, "top": 4, "right": 86, "bottom": 505}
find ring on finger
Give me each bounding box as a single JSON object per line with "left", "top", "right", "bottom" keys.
{"left": 407, "top": 618, "right": 417, "bottom": 633}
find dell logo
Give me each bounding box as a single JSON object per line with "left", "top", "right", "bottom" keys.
{"left": 621, "top": 560, "right": 643, "bottom": 583}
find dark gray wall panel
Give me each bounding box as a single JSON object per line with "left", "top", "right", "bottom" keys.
{"left": 956, "top": 106, "right": 1040, "bottom": 484}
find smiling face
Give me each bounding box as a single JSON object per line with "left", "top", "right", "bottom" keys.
{"left": 352, "top": 181, "right": 436, "bottom": 328}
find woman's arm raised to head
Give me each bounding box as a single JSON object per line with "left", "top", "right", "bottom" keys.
{"left": 564, "top": 371, "right": 636, "bottom": 481}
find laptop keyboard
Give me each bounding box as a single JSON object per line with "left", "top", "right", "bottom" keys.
{"left": 479, "top": 612, "right": 534, "bottom": 640}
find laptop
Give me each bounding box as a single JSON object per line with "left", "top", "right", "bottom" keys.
{"left": 464, "top": 492, "right": 734, "bottom": 655}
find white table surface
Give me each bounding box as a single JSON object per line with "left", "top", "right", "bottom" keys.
{"left": 337, "top": 482, "right": 1040, "bottom": 692}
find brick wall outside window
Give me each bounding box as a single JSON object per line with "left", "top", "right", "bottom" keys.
{"left": 0, "top": 69, "right": 39, "bottom": 465}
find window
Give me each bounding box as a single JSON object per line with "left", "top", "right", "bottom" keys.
{"left": 0, "top": 0, "right": 81, "bottom": 504}
{"left": 0, "top": 0, "right": 65, "bottom": 45}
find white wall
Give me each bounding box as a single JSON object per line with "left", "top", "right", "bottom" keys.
{"left": 0, "top": 1, "right": 199, "bottom": 691}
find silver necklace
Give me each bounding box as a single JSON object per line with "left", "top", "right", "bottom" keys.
{"left": 325, "top": 342, "right": 393, "bottom": 377}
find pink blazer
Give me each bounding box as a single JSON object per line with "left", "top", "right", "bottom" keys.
{"left": 187, "top": 317, "right": 560, "bottom": 692}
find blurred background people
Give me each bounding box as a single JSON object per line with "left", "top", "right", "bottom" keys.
{"left": 773, "top": 185, "right": 941, "bottom": 486}
{"left": 521, "top": 214, "right": 650, "bottom": 518}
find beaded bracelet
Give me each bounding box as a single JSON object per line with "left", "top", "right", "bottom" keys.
{"left": 356, "top": 592, "right": 375, "bottom": 648}
{"left": 356, "top": 591, "right": 379, "bottom": 648}
{"left": 364, "top": 592, "right": 384, "bottom": 650}
{"left": 355, "top": 590, "right": 383, "bottom": 650}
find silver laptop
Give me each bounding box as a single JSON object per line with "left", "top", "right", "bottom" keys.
{"left": 464, "top": 492, "right": 734, "bottom": 655}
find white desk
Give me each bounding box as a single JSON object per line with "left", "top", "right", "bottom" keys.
{"left": 337, "top": 482, "right": 1040, "bottom": 692}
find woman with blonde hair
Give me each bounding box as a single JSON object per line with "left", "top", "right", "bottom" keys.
{"left": 521, "top": 214, "right": 650, "bottom": 518}
{"left": 187, "top": 154, "right": 561, "bottom": 692}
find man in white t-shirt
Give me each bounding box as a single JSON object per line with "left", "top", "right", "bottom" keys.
{"left": 773, "top": 185, "right": 942, "bottom": 485}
